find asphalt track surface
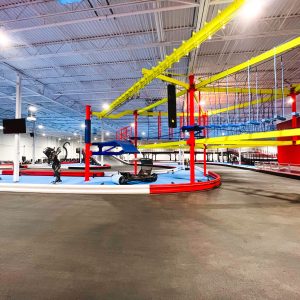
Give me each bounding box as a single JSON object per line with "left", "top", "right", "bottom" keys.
{"left": 0, "top": 165, "right": 300, "bottom": 299}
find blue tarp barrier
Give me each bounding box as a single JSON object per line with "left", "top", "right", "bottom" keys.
{"left": 92, "top": 140, "right": 139, "bottom": 156}
{"left": 181, "top": 125, "right": 205, "bottom": 132}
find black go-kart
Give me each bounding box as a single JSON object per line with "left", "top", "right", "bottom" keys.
{"left": 112, "top": 158, "right": 158, "bottom": 185}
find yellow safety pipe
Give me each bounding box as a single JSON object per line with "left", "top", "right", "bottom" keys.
{"left": 102, "top": 95, "right": 271, "bottom": 118}
{"left": 199, "top": 86, "right": 289, "bottom": 96}
{"left": 196, "top": 37, "right": 300, "bottom": 89}
{"left": 140, "top": 128, "right": 300, "bottom": 149}
{"left": 197, "top": 128, "right": 300, "bottom": 144}
{"left": 203, "top": 140, "right": 293, "bottom": 146}
{"left": 206, "top": 141, "right": 293, "bottom": 149}
{"left": 134, "top": 38, "right": 300, "bottom": 116}
{"left": 142, "top": 69, "right": 189, "bottom": 89}
{"left": 93, "top": 0, "right": 246, "bottom": 118}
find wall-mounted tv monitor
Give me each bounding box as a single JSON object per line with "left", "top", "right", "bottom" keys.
{"left": 2, "top": 118, "right": 26, "bottom": 134}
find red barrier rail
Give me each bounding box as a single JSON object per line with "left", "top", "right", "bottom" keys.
{"left": 150, "top": 171, "right": 221, "bottom": 194}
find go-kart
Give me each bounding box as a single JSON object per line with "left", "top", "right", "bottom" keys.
{"left": 112, "top": 158, "right": 158, "bottom": 185}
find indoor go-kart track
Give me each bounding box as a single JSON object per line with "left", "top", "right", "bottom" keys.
{"left": 0, "top": 156, "right": 219, "bottom": 194}
{"left": 1, "top": 165, "right": 300, "bottom": 299}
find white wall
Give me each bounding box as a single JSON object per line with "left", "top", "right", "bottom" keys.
{"left": 0, "top": 133, "right": 82, "bottom": 162}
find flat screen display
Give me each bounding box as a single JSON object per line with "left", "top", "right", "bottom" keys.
{"left": 2, "top": 118, "right": 26, "bottom": 134}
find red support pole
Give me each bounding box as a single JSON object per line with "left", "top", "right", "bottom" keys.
{"left": 291, "top": 91, "right": 297, "bottom": 128}
{"left": 290, "top": 89, "right": 298, "bottom": 144}
{"left": 186, "top": 92, "right": 189, "bottom": 126}
{"left": 84, "top": 105, "right": 91, "bottom": 182}
{"left": 203, "top": 112, "right": 207, "bottom": 176}
{"left": 203, "top": 145, "right": 207, "bottom": 177}
{"left": 188, "top": 75, "right": 195, "bottom": 184}
{"left": 134, "top": 110, "right": 138, "bottom": 175}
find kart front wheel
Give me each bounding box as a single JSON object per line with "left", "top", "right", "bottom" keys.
{"left": 150, "top": 173, "right": 158, "bottom": 182}
{"left": 119, "top": 176, "right": 127, "bottom": 185}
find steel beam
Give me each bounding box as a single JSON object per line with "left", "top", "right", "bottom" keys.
{"left": 5, "top": 3, "right": 199, "bottom": 33}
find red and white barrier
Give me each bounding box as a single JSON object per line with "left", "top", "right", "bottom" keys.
{"left": 0, "top": 171, "right": 221, "bottom": 194}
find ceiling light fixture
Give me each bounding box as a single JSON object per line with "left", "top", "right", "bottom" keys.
{"left": 0, "top": 27, "right": 11, "bottom": 48}
{"left": 28, "top": 106, "right": 37, "bottom": 112}
{"left": 102, "top": 103, "right": 109, "bottom": 110}
{"left": 240, "top": 0, "right": 264, "bottom": 20}
{"left": 27, "top": 116, "right": 36, "bottom": 121}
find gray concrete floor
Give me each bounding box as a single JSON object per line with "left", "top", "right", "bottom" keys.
{"left": 0, "top": 165, "right": 300, "bottom": 300}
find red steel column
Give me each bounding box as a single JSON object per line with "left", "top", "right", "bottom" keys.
{"left": 291, "top": 90, "right": 297, "bottom": 126}
{"left": 84, "top": 105, "right": 91, "bottom": 182}
{"left": 203, "top": 145, "right": 207, "bottom": 176}
{"left": 186, "top": 92, "right": 189, "bottom": 126}
{"left": 134, "top": 110, "right": 138, "bottom": 175}
{"left": 188, "top": 75, "right": 195, "bottom": 184}
{"left": 290, "top": 88, "right": 298, "bottom": 144}
{"left": 203, "top": 112, "right": 208, "bottom": 176}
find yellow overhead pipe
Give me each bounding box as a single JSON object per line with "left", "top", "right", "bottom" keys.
{"left": 142, "top": 68, "right": 189, "bottom": 89}
{"left": 139, "top": 128, "right": 300, "bottom": 149}
{"left": 199, "top": 86, "right": 289, "bottom": 96}
{"left": 202, "top": 140, "right": 293, "bottom": 146}
{"left": 197, "top": 128, "right": 300, "bottom": 144}
{"left": 196, "top": 37, "right": 300, "bottom": 89}
{"left": 142, "top": 71, "right": 290, "bottom": 96}
{"left": 206, "top": 141, "right": 293, "bottom": 149}
{"left": 102, "top": 95, "right": 271, "bottom": 118}
{"left": 93, "top": 0, "right": 246, "bottom": 118}
{"left": 104, "top": 95, "right": 272, "bottom": 118}
{"left": 134, "top": 83, "right": 300, "bottom": 118}
{"left": 133, "top": 38, "right": 300, "bottom": 116}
